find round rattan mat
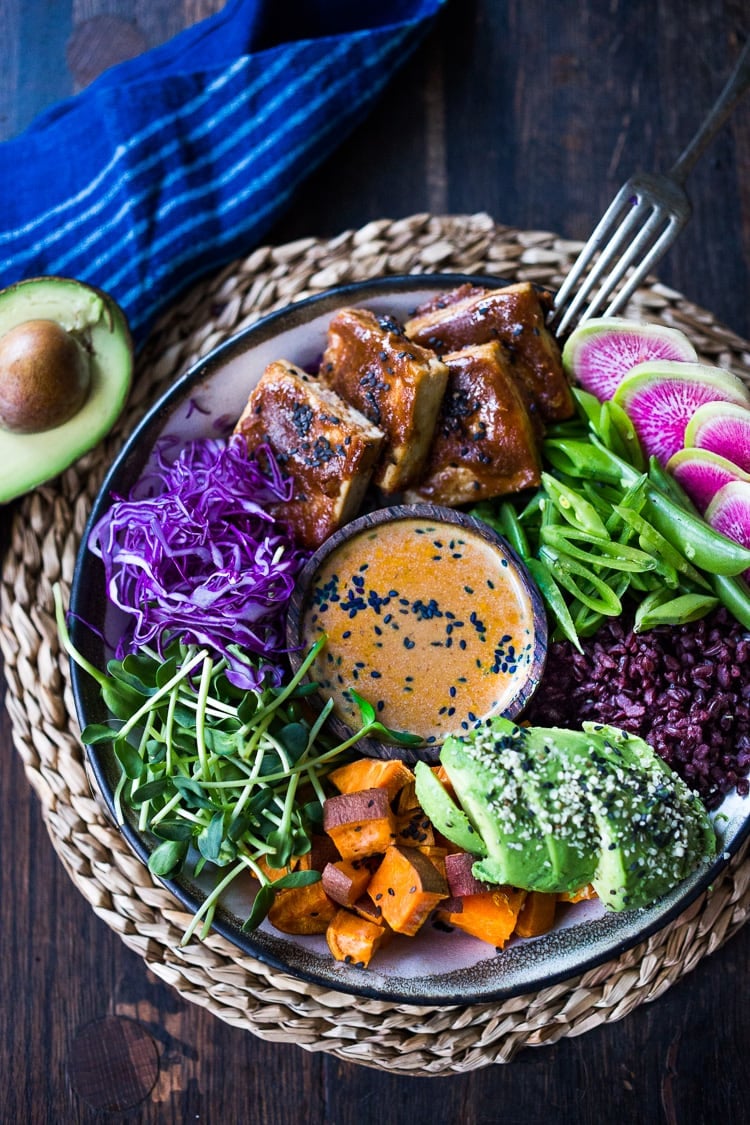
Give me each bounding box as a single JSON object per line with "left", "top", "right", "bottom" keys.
{"left": 3, "top": 213, "right": 750, "bottom": 1075}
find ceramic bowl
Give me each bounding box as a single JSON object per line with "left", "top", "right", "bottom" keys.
{"left": 68, "top": 274, "right": 750, "bottom": 1005}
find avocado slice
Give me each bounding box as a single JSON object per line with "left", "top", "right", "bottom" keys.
{"left": 0, "top": 277, "right": 133, "bottom": 502}
{"left": 414, "top": 761, "right": 487, "bottom": 856}
{"left": 581, "top": 723, "right": 717, "bottom": 910}
{"left": 433, "top": 717, "right": 716, "bottom": 911}
{"left": 440, "top": 719, "right": 598, "bottom": 894}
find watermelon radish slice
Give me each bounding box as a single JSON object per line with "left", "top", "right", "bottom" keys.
{"left": 613, "top": 361, "right": 750, "bottom": 466}
{"left": 704, "top": 481, "right": 750, "bottom": 580}
{"left": 561, "top": 317, "right": 697, "bottom": 402}
{"left": 684, "top": 400, "right": 750, "bottom": 472}
{"left": 666, "top": 448, "right": 750, "bottom": 513}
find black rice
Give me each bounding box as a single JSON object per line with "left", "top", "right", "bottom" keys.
{"left": 525, "top": 607, "right": 750, "bottom": 809}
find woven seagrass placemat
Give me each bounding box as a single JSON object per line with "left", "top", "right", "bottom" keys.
{"left": 3, "top": 213, "right": 750, "bottom": 1075}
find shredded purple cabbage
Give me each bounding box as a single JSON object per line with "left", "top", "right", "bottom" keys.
{"left": 89, "top": 435, "right": 307, "bottom": 689}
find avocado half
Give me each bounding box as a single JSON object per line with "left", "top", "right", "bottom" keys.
{"left": 0, "top": 277, "right": 133, "bottom": 503}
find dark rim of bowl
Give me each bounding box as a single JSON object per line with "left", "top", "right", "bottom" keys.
{"left": 67, "top": 272, "right": 750, "bottom": 1007}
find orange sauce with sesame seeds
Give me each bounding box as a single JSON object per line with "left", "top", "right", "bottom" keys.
{"left": 301, "top": 516, "right": 540, "bottom": 744}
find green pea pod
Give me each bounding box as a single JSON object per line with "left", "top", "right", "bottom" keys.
{"left": 634, "top": 591, "right": 720, "bottom": 633}
{"left": 612, "top": 503, "right": 711, "bottom": 590}
{"left": 518, "top": 490, "right": 545, "bottom": 523}
{"left": 498, "top": 500, "right": 531, "bottom": 559}
{"left": 544, "top": 418, "right": 589, "bottom": 441}
{"left": 543, "top": 439, "right": 626, "bottom": 484}
{"left": 539, "top": 547, "right": 623, "bottom": 616}
{"left": 541, "top": 473, "right": 609, "bottom": 537}
{"left": 647, "top": 455, "right": 693, "bottom": 507}
{"left": 710, "top": 572, "right": 750, "bottom": 630}
{"left": 572, "top": 610, "right": 606, "bottom": 638}
{"left": 643, "top": 487, "right": 750, "bottom": 577}
{"left": 540, "top": 493, "right": 563, "bottom": 529}
{"left": 629, "top": 569, "right": 664, "bottom": 593}
{"left": 524, "top": 556, "right": 582, "bottom": 652}
{"left": 573, "top": 571, "right": 631, "bottom": 635}
{"left": 596, "top": 402, "right": 629, "bottom": 462}
{"left": 571, "top": 387, "right": 602, "bottom": 428}
{"left": 469, "top": 500, "right": 504, "bottom": 537}
{"left": 605, "top": 473, "right": 649, "bottom": 538}
{"left": 579, "top": 481, "right": 616, "bottom": 517}
{"left": 540, "top": 525, "right": 656, "bottom": 572}
{"left": 580, "top": 435, "right": 750, "bottom": 577}
{"left": 604, "top": 399, "right": 646, "bottom": 471}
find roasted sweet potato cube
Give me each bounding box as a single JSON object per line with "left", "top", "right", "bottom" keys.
{"left": 326, "top": 908, "right": 391, "bottom": 968}
{"left": 558, "top": 883, "right": 598, "bottom": 903}
{"left": 352, "top": 895, "right": 389, "bottom": 928}
{"left": 297, "top": 833, "right": 341, "bottom": 874}
{"left": 437, "top": 887, "right": 527, "bottom": 949}
{"left": 416, "top": 845, "right": 448, "bottom": 880}
{"left": 320, "top": 307, "right": 449, "bottom": 493}
{"left": 267, "top": 880, "right": 338, "bottom": 935}
{"left": 514, "top": 890, "right": 557, "bottom": 938}
{"left": 444, "top": 851, "right": 495, "bottom": 898}
{"left": 403, "top": 342, "right": 541, "bottom": 506}
{"left": 431, "top": 764, "right": 456, "bottom": 800}
{"left": 328, "top": 758, "right": 415, "bottom": 804}
{"left": 404, "top": 282, "right": 573, "bottom": 422}
{"left": 323, "top": 787, "right": 397, "bottom": 860}
{"left": 321, "top": 859, "right": 373, "bottom": 908}
{"left": 396, "top": 808, "right": 435, "bottom": 848}
{"left": 234, "top": 360, "right": 384, "bottom": 548}
{"left": 367, "top": 844, "right": 448, "bottom": 936}
{"left": 255, "top": 855, "right": 300, "bottom": 883}
{"left": 396, "top": 779, "right": 421, "bottom": 814}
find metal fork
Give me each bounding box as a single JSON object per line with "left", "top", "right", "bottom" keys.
{"left": 550, "top": 38, "right": 750, "bottom": 337}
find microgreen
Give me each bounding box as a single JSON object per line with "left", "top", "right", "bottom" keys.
{"left": 55, "top": 586, "right": 418, "bottom": 943}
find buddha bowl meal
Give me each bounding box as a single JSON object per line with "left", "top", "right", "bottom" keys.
{"left": 60, "top": 274, "right": 750, "bottom": 998}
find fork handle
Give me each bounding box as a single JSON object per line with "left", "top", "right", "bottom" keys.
{"left": 669, "top": 38, "right": 750, "bottom": 184}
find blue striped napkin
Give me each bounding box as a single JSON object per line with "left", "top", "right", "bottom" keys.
{"left": 0, "top": 0, "right": 445, "bottom": 345}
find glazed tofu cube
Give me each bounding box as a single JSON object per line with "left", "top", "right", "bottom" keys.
{"left": 403, "top": 342, "right": 541, "bottom": 506}
{"left": 320, "top": 307, "right": 449, "bottom": 493}
{"left": 234, "top": 360, "right": 384, "bottom": 549}
{"left": 404, "top": 282, "right": 573, "bottom": 422}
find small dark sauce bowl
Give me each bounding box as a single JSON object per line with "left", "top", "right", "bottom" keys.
{"left": 286, "top": 503, "right": 548, "bottom": 764}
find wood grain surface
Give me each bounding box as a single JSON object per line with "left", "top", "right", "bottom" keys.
{"left": 1, "top": 2, "right": 750, "bottom": 1122}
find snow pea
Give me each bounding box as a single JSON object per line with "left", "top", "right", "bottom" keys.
{"left": 600, "top": 400, "right": 646, "bottom": 472}
{"left": 570, "top": 387, "right": 602, "bottom": 430}
{"left": 612, "top": 503, "right": 710, "bottom": 590}
{"left": 710, "top": 573, "right": 750, "bottom": 631}
{"left": 498, "top": 500, "right": 531, "bottom": 560}
{"left": 654, "top": 467, "right": 750, "bottom": 627}
{"left": 634, "top": 590, "right": 720, "bottom": 633}
{"left": 539, "top": 547, "right": 623, "bottom": 616}
{"left": 647, "top": 455, "right": 689, "bottom": 505}
{"left": 541, "top": 473, "right": 609, "bottom": 536}
{"left": 539, "top": 525, "right": 657, "bottom": 572}
{"left": 644, "top": 488, "right": 750, "bottom": 577}
{"left": 543, "top": 439, "right": 627, "bottom": 484}
{"left": 582, "top": 435, "right": 750, "bottom": 577}
{"left": 604, "top": 473, "right": 649, "bottom": 538}
{"left": 524, "top": 556, "right": 583, "bottom": 651}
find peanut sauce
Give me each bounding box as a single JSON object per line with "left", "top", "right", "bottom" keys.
{"left": 301, "top": 515, "right": 539, "bottom": 743}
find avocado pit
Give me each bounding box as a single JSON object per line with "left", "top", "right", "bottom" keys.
{"left": 0, "top": 318, "right": 92, "bottom": 433}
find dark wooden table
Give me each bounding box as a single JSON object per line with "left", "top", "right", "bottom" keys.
{"left": 2, "top": 2, "right": 750, "bottom": 1122}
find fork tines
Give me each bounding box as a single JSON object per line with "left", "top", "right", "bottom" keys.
{"left": 549, "top": 173, "right": 691, "bottom": 337}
